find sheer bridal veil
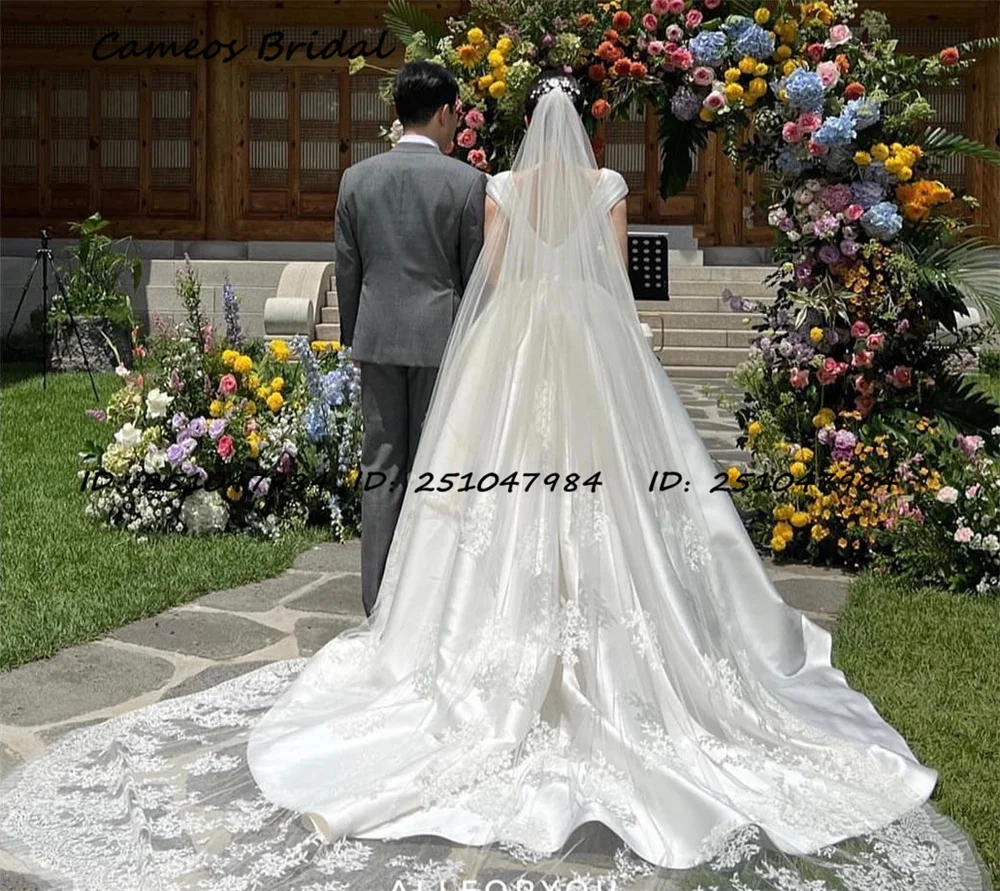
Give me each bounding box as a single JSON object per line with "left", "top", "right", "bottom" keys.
{"left": 0, "top": 88, "right": 992, "bottom": 891}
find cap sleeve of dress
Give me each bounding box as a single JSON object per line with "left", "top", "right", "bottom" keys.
{"left": 485, "top": 171, "right": 509, "bottom": 208}
{"left": 601, "top": 168, "right": 628, "bottom": 210}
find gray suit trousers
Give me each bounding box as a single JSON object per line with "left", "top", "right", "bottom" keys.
{"left": 359, "top": 362, "right": 438, "bottom": 616}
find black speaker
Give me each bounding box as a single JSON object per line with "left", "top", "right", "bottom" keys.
{"left": 627, "top": 232, "right": 669, "bottom": 300}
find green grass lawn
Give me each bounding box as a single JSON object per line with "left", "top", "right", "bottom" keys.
{"left": 834, "top": 574, "right": 1000, "bottom": 884}
{"left": 0, "top": 364, "right": 330, "bottom": 670}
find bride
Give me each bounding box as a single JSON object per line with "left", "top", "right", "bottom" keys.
{"left": 0, "top": 74, "right": 992, "bottom": 891}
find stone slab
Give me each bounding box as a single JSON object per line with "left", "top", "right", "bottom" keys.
{"left": 0, "top": 870, "right": 42, "bottom": 891}
{"left": 292, "top": 540, "right": 361, "bottom": 574}
{"left": 197, "top": 571, "right": 323, "bottom": 612}
{"left": 158, "top": 660, "right": 272, "bottom": 702}
{"left": 295, "top": 615, "right": 364, "bottom": 657}
{"left": 0, "top": 741, "right": 23, "bottom": 776}
{"left": 286, "top": 574, "right": 363, "bottom": 616}
{"left": 774, "top": 577, "right": 850, "bottom": 616}
{"left": 0, "top": 643, "right": 175, "bottom": 727}
{"left": 112, "top": 610, "right": 283, "bottom": 660}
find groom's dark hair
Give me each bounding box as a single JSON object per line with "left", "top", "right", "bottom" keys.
{"left": 393, "top": 61, "right": 460, "bottom": 127}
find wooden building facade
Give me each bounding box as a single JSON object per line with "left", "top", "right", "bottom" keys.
{"left": 2, "top": 0, "right": 997, "bottom": 247}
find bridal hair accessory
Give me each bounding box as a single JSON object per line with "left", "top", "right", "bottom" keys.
{"left": 525, "top": 72, "right": 586, "bottom": 117}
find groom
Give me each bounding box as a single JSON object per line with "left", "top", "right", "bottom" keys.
{"left": 334, "top": 61, "right": 488, "bottom": 616}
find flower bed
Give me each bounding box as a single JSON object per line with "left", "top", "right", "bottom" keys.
{"left": 81, "top": 260, "right": 362, "bottom": 540}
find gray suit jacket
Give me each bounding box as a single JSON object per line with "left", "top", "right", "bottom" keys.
{"left": 334, "top": 142, "right": 488, "bottom": 367}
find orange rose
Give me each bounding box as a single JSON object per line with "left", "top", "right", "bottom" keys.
{"left": 604, "top": 28, "right": 620, "bottom": 43}
{"left": 578, "top": 13, "right": 595, "bottom": 28}
{"left": 591, "top": 98, "right": 611, "bottom": 119}
{"left": 612, "top": 10, "right": 632, "bottom": 30}
{"left": 630, "top": 61, "right": 648, "bottom": 77}
{"left": 843, "top": 82, "right": 865, "bottom": 101}
{"left": 940, "top": 46, "right": 960, "bottom": 65}
{"left": 588, "top": 63, "right": 607, "bottom": 81}
{"left": 835, "top": 53, "right": 850, "bottom": 74}
{"left": 613, "top": 57, "right": 632, "bottom": 76}
{"left": 596, "top": 40, "right": 622, "bottom": 61}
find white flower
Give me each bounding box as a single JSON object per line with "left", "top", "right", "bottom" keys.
{"left": 114, "top": 422, "right": 142, "bottom": 447}
{"left": 146, "top": 388, "right": 173, "bottom": 419}
{"left": 935, "top": 486, "right": 959, "bottom": 504}
{"left": 180, "top": 489, "right": 229, "bottom": 535}
{"left": 143, "top": 447, "right": 167, "bottom": 475}
{"left": 388, "top": 119, "right": 404, "bottom": 145}
{"left": 115, "top": 364, "right": 130, "bottom": 378}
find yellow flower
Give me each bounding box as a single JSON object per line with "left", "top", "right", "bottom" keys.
{"left": 724, "top": 82, "right": 744, "bottom": 101}
{"left": 245, "top": 400, "right": 256, "bottom": 416}
{"left": 749, "top": 77, "right": 768, "bottom": 97}
{"left": 890, "top": 142, "right": 903, "bottom": 153}
{"left": 884, "top": 157, "right": 904, "bottom": 174}
{"left": 813, "top": 408, "right": 835, "bottom": 429}
{"left": 837, "top": 537, "right": 848, "bottom": 549}
{"left": 790, "top": 511, "right": 810, "bottom": 528}
{"left": 897, "top": 166, "right": 913, "bottom": 182}
{"left": 266, "top": 392, "right": 284, "bottom": 412}
{"left": 256, "top": 386, "right": 271, "bottom": 399}
{"left": 907, "top": 144, "right": 924, "bottom": 161}
{"left": 771, "top": 536, "right": 787, "bottom": 552}
{"left": 789, "top": 461, "right": 807, "bottom": 479}
{"left": 739, "top": 56, "right": 758, "bottom": 74}
{"left": 457, "top": 43, "right": 479, "bottom": 66}
{"left": 699, "top": 107, "right": 715, "bottom": 122}
{"left": 754, "top": 62, "right": 769, "bottom": 76}
{"left": 797, "top": 447, "right": 814, "bottom": 463}
{"left": 489, "top": 81, "right": 507, "bottom": 98}
{"left": 811, "top": 524, "right": 829, "bottom": 541}
{"left": 221, "top": 349, "right": 238, "bottom": 367}
{"left": 754, "top": 7, "right": 771, "bottom": 24}
{"left": 311, "top": 340, "right": 328, "bottom": 352}
{"left": 226, "top": 485, "right": 243, "bottom": 501}
{"left": 247, "top": 432, "right": 261, "bottom": 458}
{"left": 496, "top": 36, "right": 513, "bottom": 55}
{"left": 467, "top": 27, "right": 485, "bottom": 45}
{"left": 871, "top": 143, "right": 890, "bottom": 162}
{"left": 774, "top": 522, "right": 794, "bottom": 541}
{"left": 269, "top": 339, "right": 290, "bottom": 361}
{"left": 854, "top": 151, "right": 871, "bottom": 167}
{"left": 773, "top": 503, "right": 795, "bottom": 521}
{"left": 493, "top": 63, "right": 510, "bottom": 79}
{"left": 248, "top": 373, "right": 261, "bottom": 390}
{"left": 726, "top": 466, "right": 742, "bottom": 485}
{"left": 270, "top": 376, "right": 284, "bottom": 392}
{"left": 209, "top": 400, "right": 224, "bottom": 418}
{"left": 774, "top": 45, "right": 793, "bottom": 61}
{"left": 347, "top": 468, "right": 360, "bottom": 485}
{"left": 809, "top": 326, "right": 824, "bottom": 344}
{"left": 233, "top": 355, "right": 253, "bottom": 374}
{"left": 896, "top": 149, "right": 916, "bottom": 167}
{"left": 782, "top": 59, "right": 798, "bottom": 76}
{"left": 487, "top": 48, "right": 505, "bottom": 68}
{"left": 747, "top": 420, "right": 763, "bottom": 437}
{"left": 330, "top": 340, "right": 341, "bottom": 351}
{"left": 478, "top": 73, "right": 494, "bottom": 91}
{"left": 725, "top": 67, "right": 742, "bottom": 83}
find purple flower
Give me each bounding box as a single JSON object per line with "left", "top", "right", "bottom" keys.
{"left": 85, "top": 408, "right": 107, "bottom": 422}
{"left": 180, "top": 437, "right": 198, "bottom": 457}
{"left": 818, "top": 244, "right": 842, "bottom": 265}
{"left": 821, "top": 183, "right": 853, "bottom": 214}
{"left": 818, "top": 427, "right": 835, "bottom": 446}
{"left": 168, "top": 368, "right": 183, "bottom": 392}
{"left": 171, "top": 412, "right": 189, "bottom": 432}
{"left": 208, "top": 418, "right": 227, "bottom": 440}
{"left": 833, "top": 429, "right": 857, "bottom": 461}
{"left": 851, "top": 180, "right": 885, "bottom": 210}
{"left": 188, "top": 417, "right": 207, "bottom": 438}
{"left": 166, "top": 443, "right": 186, "bottom": 466}
{"left": 248, "top": 475, "right": 271, "bottom": 498}
{"left": 277, "top": 451, "right": 294, "bottom": 475}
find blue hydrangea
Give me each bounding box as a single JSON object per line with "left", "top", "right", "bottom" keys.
{"left": 812, "top": 113, "right": 857, "bottom": 148}
{"left": 670, "top": 87, "right": 701, "bottom": 122}
{"left": 782, "top": 69, "right": 826, "bottom": 114}
{"left": 777, "top": 146, "right": 806, "bottom": 176}
{"left": 689, "top": 31, "right": 728, "bottom": 67}
{"left": 844, "top": 98, "right": 880, "bottom": 130}
{"left": 860, "top": 201, "right": 903, "bottom": 240}
{"left": 724, "top": 15, "right": 753, "bottom": 36}
{"left": 731, "top": 22, "right": 774, "bottom": 60}
{"left": 825, "top": 145, "right": 855, "bottom": 175}
{"left": 851, "top": 180, "right": 886, "bottom": 209}
{"left": 303, "top": 401, "right": 330, "bottom": 442}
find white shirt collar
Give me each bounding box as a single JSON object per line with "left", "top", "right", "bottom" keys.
{"left": 397, "top": 133, "right": 440, "bottom": 151}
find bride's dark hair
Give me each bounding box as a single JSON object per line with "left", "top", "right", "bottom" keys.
{"left": 524, "top": 70, "right": 585, "bottom": 120}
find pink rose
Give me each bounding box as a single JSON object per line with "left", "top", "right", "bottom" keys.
{"left": 966, "top": 484, "right": 982, "bottom": 499}
{"left": 826, "top": 24, "right": 852, "bottom": 47}
{"left": 798, "top": 112, "right": 822, "bottom": 133}
{"left": 685, "top": 9, "right": 703, "bottom": 28}
{"left": 651, "top": 0, "right": 671, "bottom": 14}
{"left": 647, "top": 40, "right": 665, "bottom": 55}
{"left": 464, "top": 108, "right": 484, "bottom": 129}
{"left": 807, "top": 139, "right": 829, "bottom": 156}
{"left": 954, "top": 527, "right": 973, "bottom": 544}
{"left": 219, "top": 373, "right": 238, "bottom": 395}
{"left": 789, "top": 368, "right": 810, "bottom": 389}
{"left": 850, "top": 320, "right": 870, "bottom": 338}
{"left": 887, "top": 365, "right": 912, "bottom": 389}
{"left": 782, "top": 122, "right": 803, "bottom": 143}
{"left": 703, "top": 0, "right": 722, "bottom": 8}
{"left": 664, "top": 24, "right": 684, "bottom": 42}
{"left": 845, "top": 203, "right": 864, "bottom": 222}
{"left": 467, "top": 148, "right": 487, "bottom": 169}
{"left": 692, "top": 66, "right": 715, "bottom": 86}
{"left": 456, "top": 128, "right": 477, "bottom": 149}
{"left": 957, "top": 434, "right": 984, "bottom": 457}
{"left": 642, "top": 12, "right": 658, "bottom": 31}
{"left": 703, "top": 90, "right": 726, "bottom": 110}
{"left": 866, "top": 333, "right": 885, "bottom": 350}
{"left": 666, "top": 0, "right": 686, "bottom": 14}
{"left": 852, "top": 349, "right": 874, "bottom": 368}
{"left": 816, "top": 61, "right": 840, "bottom": 88}
{"left": 670, "top": 48, "right": 694, "bottom": 69}
{"left": 936, "top": 486, "right": 960, "bottom": 504}
{"left": 856, "top": 394, "right": 875, "bottom": 416}
{"left": 854, "top": 374, "right": 874, "bottom": 395}
{"left": 216, "top": 434, "right": 235, "bottom": 462}
{"left": 806, "top": 42, "right": 825, "bottom": 61}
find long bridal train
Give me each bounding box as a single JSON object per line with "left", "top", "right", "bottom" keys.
{"left": 0, "top": 89, "right": 993, "bottom": 891}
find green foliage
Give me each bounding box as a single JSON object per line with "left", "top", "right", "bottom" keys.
{"left": 385, "top": 0, "right": 446, "bottom": 48}
{"left": 921, "top": 128, "right": 1000, "bottom": 167}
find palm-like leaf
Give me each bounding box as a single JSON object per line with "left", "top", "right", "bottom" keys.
{"left": 907, "top": 237, "right": 1000, "bottom": 325}
{"left": 921, "top": 128, "right": 1000, "bottom": 167}
{"left": 954, "top": 35, "right": 1000, "bottom": 55}
{"left": 384, "top": 0, "right": 446, "bottom": 47}
{"left": 921, "top": 372, "right": 1000, "bottom": 446}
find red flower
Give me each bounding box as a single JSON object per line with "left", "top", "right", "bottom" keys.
{"left": 604, "top": 28, "right": 620, "bottom": 43}
{"left": 588, "top": 62, "right": 607, "bottom": 81}
{"left": 843, "top": 82, "right": 865, "bottom": 101}
{"left": 887, "top": 365, "right": 913, "bottom": 389}
{"left": 612, "top": 10, "right": 632, "bottom": 30}
{"left": 578, "top": 13, "right": 595, "bottom": 28}
{"left": 596, "top": 40, "right": 622, "bottom": 61}
{"left": 940, "top": 46, "right": 960, "bottom": 65}
{"left": 835, "top": 53, "right": 850, "bottom": 74}
{"left": 630, "top": 61, "right": 648, "bottom": 78}
{"left": 613, "top": 57, "right": 632, "bottom": 76}
{"left": 806, "top": 42, "right": 824, "bottom": 61}
{"left": 591, "top": 98, "right": 611, "bottom": 119}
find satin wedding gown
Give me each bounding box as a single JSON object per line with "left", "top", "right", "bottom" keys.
{"left": 0, "top": 90, "right": 991, "bottom": 891}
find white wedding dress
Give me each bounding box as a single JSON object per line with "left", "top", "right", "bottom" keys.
{"left": 0, "top": 90, "right": 992, "bottom": 891}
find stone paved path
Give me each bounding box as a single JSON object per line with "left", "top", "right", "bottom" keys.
{"left": 0, "top": 377, "right": 852, "bottom": 889}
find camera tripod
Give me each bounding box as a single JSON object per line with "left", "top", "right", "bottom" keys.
{"left": 3, "top": 229, "right": 100, "bottom": 402}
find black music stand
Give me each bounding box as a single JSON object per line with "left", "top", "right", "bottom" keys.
{"left": 627, "top": 232, "right": 670, "bottom": 300}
